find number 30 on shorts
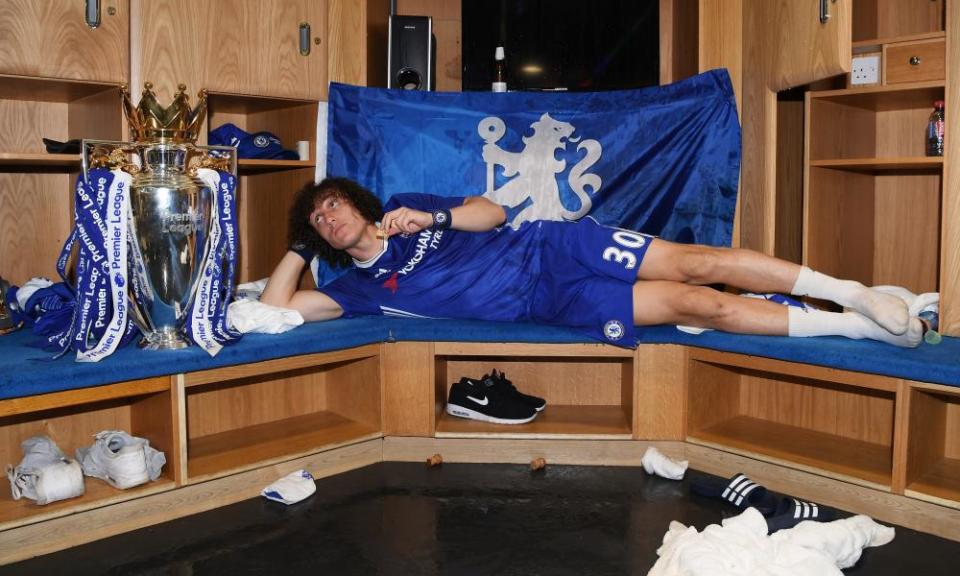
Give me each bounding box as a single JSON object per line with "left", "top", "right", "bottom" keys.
{"left": 602, "top": 231, "right": 647, "bottom": 270}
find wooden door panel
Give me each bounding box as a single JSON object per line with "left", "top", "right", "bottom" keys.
{"left": 136, "top": 0, "right": 326, "bottom": 101}
{"left": 739, "top": 0, "right": 851, "bottom": 254}
{"left": 765, "top": 0, "right": 851, "bottom": 91}
{"left": 0, "top": 0, "right": 129, "bottom": 82}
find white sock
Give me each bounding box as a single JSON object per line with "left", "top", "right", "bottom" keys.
{"left": 791, "top": 267, "right": 909, "bottom": 335}
{"left": 641, "top": 447, "right": 688, "bottom": 480}
{"left": 788, "top": 307, "right": 922, "bottom": 348}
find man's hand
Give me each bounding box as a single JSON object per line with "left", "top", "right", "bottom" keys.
{"left": 381, "top": 206, "right": 433, "bottom": 237}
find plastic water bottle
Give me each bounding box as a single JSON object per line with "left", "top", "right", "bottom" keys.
{"left": 919, "top": 310, "right": 941, "bottom": 345}
{"left": 492, "top": 46, "right": 507, "bottom": 93}
{"left": 927, "top": 100, "right": 945, "bottom": 157}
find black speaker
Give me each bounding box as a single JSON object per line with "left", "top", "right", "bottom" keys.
{"left": 388, "top": 15, "right": 435, "bottom": 91}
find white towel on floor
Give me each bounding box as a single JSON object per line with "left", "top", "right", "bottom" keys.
{"left": 649, "top": 507, "right": 894, "bottom": 576}
{"left": 261, "top": 469, "right": 316, "bottom": 505}
{"left": 641, "top": 447, "right": 688, "bottom": 480}
{"left": 227, "top": 298, "right": 304, "bottom": 334}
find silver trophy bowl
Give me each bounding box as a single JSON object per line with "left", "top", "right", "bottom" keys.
{"left": 127, "top": 144, "right": 212, "bottom": 350}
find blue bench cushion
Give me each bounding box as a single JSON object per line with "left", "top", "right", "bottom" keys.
{"left": 1, "top": 318, "right": 957, "bottom": 401}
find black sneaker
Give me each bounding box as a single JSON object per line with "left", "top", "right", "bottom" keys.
{"left": 446, "top": 376, "right": 538, "bottom": 424}
{"left": 486, "top": 369, "right": 547, "bottom": 412}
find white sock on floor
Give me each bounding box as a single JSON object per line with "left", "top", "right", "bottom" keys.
{"left": 641, "top": 447, "right": 688, "bottom": 480}
{"left": 791, "top": 267, "right": 909, "bottom": 335}
{"left": 788, "top": 307, "right": 923, "bottom": 348}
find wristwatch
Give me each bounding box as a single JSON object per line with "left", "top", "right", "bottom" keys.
{"left": 431, "top": 208, "right": 452, "bottom": 230}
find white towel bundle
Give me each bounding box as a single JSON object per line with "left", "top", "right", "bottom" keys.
{"left": 649, "top": 507, "right": 895, "bottom": 576}
{"left": 641, "top": 446, "right": 689, "bottom": 480}
{"left": 261, "top": 469, "right": 317, "bottom": 505}
{"left": 6, "top": 436, "right": 84, "bottom": 505}
{"left": 227, "top": 298, "right": 304, "bottom": 334}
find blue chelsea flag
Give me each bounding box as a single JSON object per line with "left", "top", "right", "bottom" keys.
{"left": 327, "top": 68, "right": 740, "bottom": 247}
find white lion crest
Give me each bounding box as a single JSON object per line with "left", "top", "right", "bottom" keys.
{"left": 478, "top": 113, "right": 602, "bottom": 226}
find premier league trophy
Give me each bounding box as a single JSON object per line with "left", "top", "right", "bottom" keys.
{"left": 82, "top": 83, "right": 236, "bottom": 350}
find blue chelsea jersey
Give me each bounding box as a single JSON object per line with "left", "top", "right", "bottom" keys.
{"left": 320, "top": 194, "right": 545, "bottom": 321}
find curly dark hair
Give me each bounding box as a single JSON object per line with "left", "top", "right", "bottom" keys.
{"left": 288, "top": 177, "right": 384, "bottom": 268}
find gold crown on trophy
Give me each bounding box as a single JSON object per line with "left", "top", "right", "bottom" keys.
{"left": 121, "top": 82, "right": 208, "bottom": 143}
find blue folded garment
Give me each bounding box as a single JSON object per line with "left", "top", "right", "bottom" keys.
{"left": 208, "top": 123, "right": 299, "bottom": 160}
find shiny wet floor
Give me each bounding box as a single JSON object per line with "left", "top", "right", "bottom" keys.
{"left": 6, "top": 462, "right": 960, "bottom": 575}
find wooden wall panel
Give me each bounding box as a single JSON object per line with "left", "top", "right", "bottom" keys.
{"left": 940, "top": 0, "right": 960, "bottom": 335}
{"left": 0, "top": 402, "right": 130, "bottom": 469}
{"left": 739, "top": 374, "right": 896, "bottom": 446}
{"left": 442, "top": 359, "right": 624, "bottom": 406}
{"left": 326, "top": 357, "right": 382, "bottom": 429}
{"left": 0, "top": 0, "right": 128, "bottom": 83}
{"left": 775, "top": 98, "right": 804, "bottom": 263}
{"left": 633, "top": 344, "right": 686, "bottom": 440}
{"left": 381, "top": 341, "right": 434, "bottom": 437}
{"left": 0, "top": 173, "right": 73, "bottom": 285}
{"left": 186, "top": 371, "right": 327, "bottom": 438}
{"left": 945, "top": 396, "right": 960, "bottom": 460}
{"left": 906, "top": 389, "right": 948, "bottom": 486}
{"left": 873, "top": 173, "right": 941, "bottom": 293}
{"left": 871, "top": 0, "right": 943, "bottom": 39}
{"left": 238, "top": 167, "right": 314, "bottom": 282}
{"left": 687, "top": 360, "right": 741, "bottom": 432}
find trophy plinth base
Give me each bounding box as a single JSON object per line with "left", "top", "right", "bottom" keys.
{"left": 139, "top": 330, "right": 190, "bottom": 351}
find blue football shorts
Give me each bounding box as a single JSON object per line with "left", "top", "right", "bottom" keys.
{"left": 530, "top": 218, "right": 653, "bottom": 346}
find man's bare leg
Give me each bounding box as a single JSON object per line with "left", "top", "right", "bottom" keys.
{"left": 631, "top": 281, "right": 922, "bottom": 347}
{"left": 636, "top": 239, "right": 909, "bottom": 335}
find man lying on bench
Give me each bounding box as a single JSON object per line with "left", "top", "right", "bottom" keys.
{"left": 262, "top": 177, "right": 921, "bottom": 349}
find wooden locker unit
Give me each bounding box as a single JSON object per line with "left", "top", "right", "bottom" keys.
{"left": 182, "top": 346, "right": 383, "bottom": 482}
{"left": 0, "top": 377, "right": 176, "bottom": 532}
{"left": 904, "top": 382, "right": 960, "bottom": 508}
{"left": 686, "top": 349, "right": 899, "bottom": 490}
{"left": 433, "top": 343, "right": 635, "bottom": 439}
{"left": 0, "top": 0, "right": 129, "bottom": 83}
{"left": 804, "top": 0, "right": 950, "bottom": 300}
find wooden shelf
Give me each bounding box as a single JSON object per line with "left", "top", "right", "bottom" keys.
{"left": 0, "top": 152, "right": 81, "bottom": 172}
{"left": 237, "top": 158, "right": 314, "bottom": 174}
{"left": 208, "top": 92, "right": 316, "bottom": 114}
{"left": 0, "top": 477, "right": 175, "bottom": 532}
{"left": 187, "top": 411, "right": 380, "bottom": 480}
{"left": 853, "top": 31, "right": 946, "bottom": 51}
{"left": 810, "top": 81, "right": 944, "bottom": 110}
{"left": 436, "top": 405, "right": 632, "bottom": 439}
{"left": 810, "top": 157, "right": 944, "bottom": 173}
{"left": 906, "top": 457, "right": 960, "bottom": 509}
{"left": 0, "top": 75, "right": 118, "bottom": 103}
{"left": 688, "top": 416, "right": 893, "bottom": 489}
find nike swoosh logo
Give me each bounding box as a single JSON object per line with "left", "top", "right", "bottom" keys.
{"left": 466, "top": 395, "right": 489, "bottom": 406}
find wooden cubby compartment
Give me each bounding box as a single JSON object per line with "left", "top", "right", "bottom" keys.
{"left": 805, "top": 84, "right": 944, "bottom": 295}
{"left": 852, "top": 0, "right": 944, "bottom": 45}
{"left": 433, "top": 344, "right": 634, "bottom": 439}
{"left": 0, "top": 75, "right": 122, "bottom": 285}
{"left": 207, "top": 93, "right": 318, "bottom": 283}
{"left": 905, "top": 384, "right": 960, "bottom": 508}
{"left": 806, "top": 167, "right": 941, "bottom": 294}
{"left": 184, "top": 348, "right": 382, "bottom": 482}
{"left": 686, "top": 351, "right": 898, "bottom": 490}
{"left": 0, "top": 377, "right": 176, "bottom": 531}
{"left": 808, "top": 83, "right": 945, "bottom": 162}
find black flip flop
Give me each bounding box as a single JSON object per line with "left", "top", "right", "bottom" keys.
{"left": 690, "top": 472, "right": 779, "bottom": 516}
